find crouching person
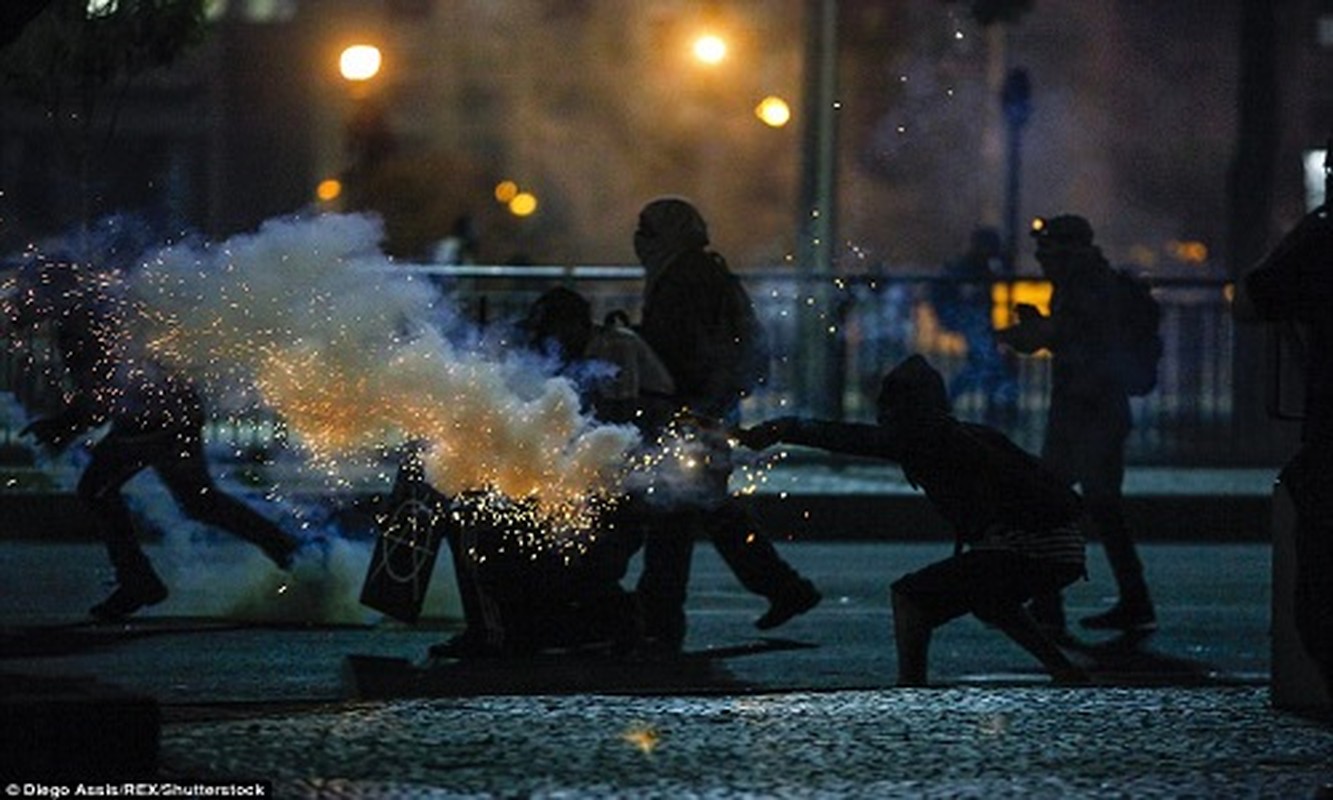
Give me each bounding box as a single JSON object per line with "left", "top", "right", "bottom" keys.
{"left": 736, "top": 355, "right": 1089, "bottom": 686}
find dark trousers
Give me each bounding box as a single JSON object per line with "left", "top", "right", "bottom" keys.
{"left": 77, "top": 423, "right": 292, "bottom": 583}
{"left": 1034, "top": 406, "right": 1150, "bottom": 620}
{"left": 1282, "top": 444, "right": 1333, "bottom": 682}
{"left": 633, "top": 495, "right": 808, "bottom": 643}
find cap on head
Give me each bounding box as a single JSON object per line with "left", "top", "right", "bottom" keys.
{"left": 877, "top": 354, "right": 949, "bottom": 423}
{"left": 1030, "top": 214, "right": 1094, "bottom": 248}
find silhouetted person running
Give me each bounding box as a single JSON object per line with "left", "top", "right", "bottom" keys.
{"left": 996, "top": 215, "right": 1155, "bottom": 636}
{"left": 634, "top": 196, "right": 820, "bottom": 651}
{"left": 737, "top": 355, "right": 1088, "bottom": 686}
{"left": 3, "top": 261, "right": 298, "bottom": 621}
{"left": 1235, "top": 181, "right": 1333, "bottom": 696}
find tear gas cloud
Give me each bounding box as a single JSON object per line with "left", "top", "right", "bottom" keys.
{"left": 133, "top": 213, "right": 641, "bottom": 523}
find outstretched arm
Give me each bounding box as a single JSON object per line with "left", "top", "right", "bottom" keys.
{"left": 736, "top": 416, "right": 902, "bottom": 461}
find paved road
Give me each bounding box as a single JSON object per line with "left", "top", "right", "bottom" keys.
{"left": 4, "top": 539, "right": 1330, "bottom": 797}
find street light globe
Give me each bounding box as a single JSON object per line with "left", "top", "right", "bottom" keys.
{"left": 508, "top": 192, "right": 539, "bottom": 217}
{"left": 692, "top": 34, "right": 727, "bottom": 65}
{"left": 340, "top": 45, "right": 383, "bottom": 82}
{"left": 755, "top": 96, "right": 792, "bottom": 128}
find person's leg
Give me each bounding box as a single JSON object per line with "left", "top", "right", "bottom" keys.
{"left": 889, "top": 556, "right": 976, "bottom": 687}
{"left": 1286, "top": 447, "right": 1333, "bottom": 695}
{"left": 705, "top": 497, "right": 820, "bottom": 630}
{"left": 155, "top": 430, "right": 297, "bottom": 568}
{"left": 1079, "top": 429, "right": 1155, "bottom": 630}
{"left": 77, "top": 434, "right": 168, "bottom": 619}
{"left": 891, "top": 589, "right": 934, "bottom": 687}
{"left": 635, "top": 510, "right": 695, "bottom": 651}
{"left": 974, "top": 600, "right": 1088, "bottom": 684}
{"left": 1032, "top": 427, "right": 1079, "bottom": 634}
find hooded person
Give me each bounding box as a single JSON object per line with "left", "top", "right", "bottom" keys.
{"left": 736, "top": 355, "right": 1088, "bottom": 686}
{"left": 630, "top": 196, "right": 818, "bottom": 652}
{"left": 635, "top": 196, "right": 769, "bottom": 420}
{"left": 995, "top": 214, "right": 1156, "bottom": 638}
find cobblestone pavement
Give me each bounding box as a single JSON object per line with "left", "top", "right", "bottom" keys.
{"left": 160, "top": 686, "right": 1332, "bottom": 798}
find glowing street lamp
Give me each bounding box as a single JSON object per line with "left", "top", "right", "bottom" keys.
{"left": 692, "top": 33, "right": 727, "bottom": 65}
{"left": 755, "top": 95, "right": 792, "bottom": 128}
{"left": 339, "top": 44, "right": 382, "bottom": 82}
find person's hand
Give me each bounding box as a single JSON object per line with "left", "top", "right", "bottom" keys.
{"left": 1013, "top": 303, "right": 1044, "bottom": 324}
{"left": 19, "top": 417, "right": 76, "bottom": 451}
{"left": 734, "top": 419, "right": 792, "bottom": 451}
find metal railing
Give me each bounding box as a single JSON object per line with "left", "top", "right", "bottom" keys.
{"left": 0, "top": 265, "right": 1240, "bottom": 465}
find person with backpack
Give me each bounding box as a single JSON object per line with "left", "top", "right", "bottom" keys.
{"left": 632, "top": 196, "right": 821, "bottom": 652}
{"left": 996, "top": 214, "right": 1157, "bottom": 637}
{"left": 735, "top": 355, "right": 1088, "bottom": 686}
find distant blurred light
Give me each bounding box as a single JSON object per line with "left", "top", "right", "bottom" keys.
{"left": 340, "top": 45, "right": 382, "bottom": 82}
{"left": 692, "top": 34, "right": 727, "bottom": 65}
{"left": 755, "top": 96, "right": 791, "bottom": 128}
{"left": 509, "top": 192, "right": 538, "bottom": 217}
{"left": 1168, "top": 240, "right": 1208, "bottom": 264}
{"left": 86, "top": 0, "right": 118, "bottom": 17}
{"left": 494, "top": 180, "right": 519, "bottom": 204}
{"left": 992, "top": 280, "right": 1053, "bottom": 329}
{"left": 316, "top": 178, "right": 343, "bottom": 202}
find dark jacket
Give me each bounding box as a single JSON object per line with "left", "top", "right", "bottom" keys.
{"left": 767, "top": 413, "right": 1082, "bottom": 547}
{"left": 640, "top": 248, "right": 766, "bottom": 418}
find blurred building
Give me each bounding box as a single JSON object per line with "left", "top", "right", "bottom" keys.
{"left": 0, "top": 0, "right": 1327, "bottom": 272}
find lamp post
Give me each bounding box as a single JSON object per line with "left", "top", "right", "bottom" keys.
{"left": 796, "top": 0, "right": 841, "bottom": 417}
{"left": 1000, "top": 67, "right": 1030, "bottom": 275}
{"left": 338, "top": 43, "right": 390, "bottom": 211}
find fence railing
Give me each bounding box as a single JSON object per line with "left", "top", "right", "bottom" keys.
{"left": 0, "top": 265, "right": 1240, "bottom": 465}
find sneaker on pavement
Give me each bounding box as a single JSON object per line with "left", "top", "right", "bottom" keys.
{"left": 90, "top": 574, "right": 168, "bottom": 621}
{"left": 1079, "top": 603, "right": 1157, "bottom": 632}
{"left": 755, "top": 580, "right": 822, "bottom": 631}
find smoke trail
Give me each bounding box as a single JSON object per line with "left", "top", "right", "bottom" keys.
{"left": 133, "top": 213, "right": 641, "bottom": 525}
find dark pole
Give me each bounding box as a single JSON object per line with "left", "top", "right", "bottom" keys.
{"left": 796, "top": 0, "right": 840, "bottom": 417}
{"left": 1000, "top": 67, "right": 1031, "bottom": 276}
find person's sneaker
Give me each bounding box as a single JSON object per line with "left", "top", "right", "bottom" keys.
{"left": 1079, "top": 603, "right": 1157, "bottom": 632}
{"left": 89, "top": 574, "right": 168, "bottom": 621}
{"left": 755, "top": 580, "right": 822, "bottom": 630}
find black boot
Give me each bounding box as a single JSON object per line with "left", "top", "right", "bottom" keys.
{"left": 90, "top": 571, "right": 168, "bottom": 621}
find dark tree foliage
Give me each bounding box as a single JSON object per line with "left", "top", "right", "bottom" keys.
{"left": 0, "top": 0, "right": 206, "bottom": 99}
{"left": 0, "top": 0, "right": 207, "bottom": 247}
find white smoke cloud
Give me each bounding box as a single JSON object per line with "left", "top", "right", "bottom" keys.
{"left": 132, "top": 213, "right": 641, "bottom": 516}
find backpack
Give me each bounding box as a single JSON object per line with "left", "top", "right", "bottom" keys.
{"left": 1109, "top": 268, "right": 1163, "bottom": 396}
{"left": 714, "top": 256, "right": 771, "bottom": 397}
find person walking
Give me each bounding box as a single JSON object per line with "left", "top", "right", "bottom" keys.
{"left": 632, "top": 196, "right": 820, "bottom": 651}
{"left": 996, "top": 215, "right": 1156, "bottom": 635}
